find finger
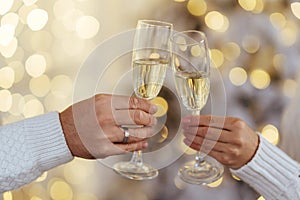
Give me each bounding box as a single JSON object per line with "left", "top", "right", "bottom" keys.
{"left": 113, "top": 109, "right": 157, "bottom": 126}
{"left": 183, "top": 135, "right": 230, "bottom": 152}
{"left": 101, "top": 125, "right": 156, "bottom": 143}
{"left": 182, "top": 115, "right": 239, "bottom": 131}
{"left": 115, "top": 141, "right": 148, "bottom": 153}
{"left": 183, "top": 127, "right": 232, "bottom": 143}
{"left": 111, "top": 95, "right": 157, "bottom": 114}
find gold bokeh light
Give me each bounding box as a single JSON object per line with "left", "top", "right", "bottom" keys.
{"left": 187, "top": 0, "right": 207, "bottom": 16}
{"left": 210, "top": 49, "right": 224, "bottom": 68}
{"left": 0, "top": 89, "right": 12, "bottom": 112}
{"left": 0, "top": 0, "right": 14, "bottom": 15}
{"left": 221, "top": 42, "right": 241, "bottom": 61}
{"left": 75, "top": 16, "right": 100, "bottom": 39}
{"left": 250, "top": 69, "right": 270, "bottom": 89}
{"left": 27, "top": 9, "right": 48, "bottom": 31}
{"left": 229, "top": 67, "right": 247, "bottom": 86}
{"left": 23, "top": 98, "right": 44, "bottom": 118}
{"left": 25, "top": 54, "right": 47, "bottom": 77}
{"left": 291, "top": 2, "right": 300, "bottom": 19}
{"left": 238, "top": 0, "right": 256, "bottom": 11}
{"left": 261, "top": 124, "right": 279, "bottom": 145}
{"left": 205, "top": 11, "right": 229, "bottom": 32}
{"left": 270, "top": 13, "right": 286, "bottom": 30}
{"left": 29, "top": 75, "right": 51, "bottom": 97}
{"left": 0, "top": 66, "right": 15, "bottom": 89}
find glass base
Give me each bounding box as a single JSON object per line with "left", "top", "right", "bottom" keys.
{"left": 113, "top": 161, "right": 159, "bottom": 180}
{"left": 178, "top": 156, "right": 224, "bottom": 185}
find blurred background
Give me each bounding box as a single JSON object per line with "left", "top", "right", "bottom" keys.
{"left": 1, "top": 0, "right": 300, "bottom": 199}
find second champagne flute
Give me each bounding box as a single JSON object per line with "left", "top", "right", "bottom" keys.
{"left": 113, "top": 20, "right": 173, "bottom": 180}
{"left": 171, "top": 30, "right": 224, "bottom": 185}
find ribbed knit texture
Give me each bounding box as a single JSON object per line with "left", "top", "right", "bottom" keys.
{"left": 231, "top": 134, "right": 300, "bottom": 200}
{"left": 0, "top": 112, "right": 73, "bottom": 193}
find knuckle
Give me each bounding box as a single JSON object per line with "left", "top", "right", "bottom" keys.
{"left": 232, "top": 118, "right": 246, "bottom": 129}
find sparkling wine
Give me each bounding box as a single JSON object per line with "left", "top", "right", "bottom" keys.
{"left": 174, "top": 71, "right": 210, "bottom": 111}
{"left": 133, "top": 58, "right": 168, "bottom": 100}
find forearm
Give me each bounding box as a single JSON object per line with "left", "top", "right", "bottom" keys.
{"left": 0, "top": 112, "right": 73, "bottom": 193}
{"left": 231, "top": 134, "right": 300, "bottom": 200}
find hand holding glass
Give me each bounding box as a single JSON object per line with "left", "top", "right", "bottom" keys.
{"left": 113, "top": 20, "right": 173, "bottom": 180}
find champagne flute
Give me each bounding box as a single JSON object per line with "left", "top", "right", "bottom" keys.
{"left": 171, "top": 30, "right": 224, "bottom": 184}
{"left": 113, "top": 20, "right": 173, "bottom": 180}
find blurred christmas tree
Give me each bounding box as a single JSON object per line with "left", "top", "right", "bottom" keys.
{"left": 160, "top": 0, "right": 300, "bottom": 145}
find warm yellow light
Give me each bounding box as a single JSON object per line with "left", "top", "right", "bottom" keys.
{"left": 27, "top": 9, "right": 48, "bottom": 31}
{"left": 253, "top": 0, "right": 264, "bottom": 14}
{"left": 210, "top": 49, "right": 224, "bottom": 68}
{"left": 51, "top": 75, "right": 73, "bottom": 98}
{"left": 270, "top": 13, "right": 286, "bottom": 30}
{"left": 150, "top": 96, "right": 168, "bottom": 117}
{"left": 53, "top": 0, "right": 75, "bottom": 19}
{"left": 283, "top": 79, "right": 297, "bottom": 98}
{"left": 18, "top": 4, "right": 38, "bottom": 24}
{"left": 0, "top": 0, "right": 14, "bottom": 15}
{"left": 238, "top": 0, "right": 256, "bottom": 11}
{"left": 205, "top": 11, "right": 229, "bottom": 32}
{"left": 23, "top": 0, "right": 38, "bottom": 6}
{"left": 221, "top": 42, "right": 241, "bottom": 61}
{"left": 0, "top": 37, "right": 18, "bottom": 58}
{"left": 35, "top": 172, "right": 48, "bottom": 182}
{"left": 229, "top": 67, "right": 247, "bottom": 86}
{"left": 231, "top": 174, "right": 241, "bottom": 181}
{"left": 191, "top": 45, "right": 204, "bottom": 57}
{"left": 23, "top": 98, "right": 44, "bottom": 118}
{"left": 9, "top": 61, "right": 24, "bottom": 83}
{"left": 25, "top": 54, "right": 47, "bottom": 77}
{"left": 3, "top": 191, "right": 13, "bottom": 200}
{"left": 0, "top": 66, "right": 15, "bottom": 89}
{"left": 258, "top": 196, "right": 265, "bottom": 200}
{"left": 0, "top": 24, "right": 15, "bottom": 46}
{"left": 62, "top": 9, "right": 83, "bottom": 31}
{"left": 29, "top": 75, "right": 50, "bottom": 97}
{"left": 0, "top": 89, "right": 12, "bottom": 112}
{"left": 49, "top": 180, "right": 73, "bottom": 200}
{"left": 187, "top": 0, "right": 207, "bottom": 16}
{"left": 280, "top": 21, "right": 297, "bottom": 46}
{"left": 63, "top": 160, "right": 94, "bottom": 185}
{"left": 207, "top": 177, "right": 223, "bottom": 187}
{"left": 291, "top": 2, "right": 300, "bottom": 19}
{"left": 242, "top": 35, "right": 260, "bottom": 54}
{"left": 8, "top": 93, "right": 25, "bottom": 116}
{"left": 1, "top": 12, "right": 19, "bottom": 28}
{"left": 250, "top": 69, "right": 270, "bottom": 89}
{"left": 261, "top": 124, "right": 279, "bottom": 145}
{"left": 76, "top": 16, "right": 100, "bottom": 39}
{"left": 174, "top": 0, "right": 186, "bottom": 2}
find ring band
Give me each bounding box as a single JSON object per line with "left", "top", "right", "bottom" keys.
{"left": 122, "top": 128, "right": 130, "bottom": 143}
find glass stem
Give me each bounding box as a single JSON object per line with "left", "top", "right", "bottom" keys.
{"left": 130, "top": 150, "right": 143, "bottom": 167}
{"left": 191, "top": 110, "right": 205, "bottom": 168}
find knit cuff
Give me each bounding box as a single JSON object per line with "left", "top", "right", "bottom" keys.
{"left": 24, "top": 112, "right": 73, "bottom": 172}
{"left": 230, "top": 134, "right": 299, "bottom": 199}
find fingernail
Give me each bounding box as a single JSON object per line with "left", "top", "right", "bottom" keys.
{"left": 142, "top": 141, "right": 148, "bottom": 148}
{"left": 151, "top": 117, "right": 157, "bottom": 125}
{"left": 150, "top": 104, "right": 158, "bottom": 114}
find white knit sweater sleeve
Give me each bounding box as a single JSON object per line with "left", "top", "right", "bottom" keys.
{"left": 0, "top": 112, "right": 73, "bottom": 193}
{"left": 230, "top": 134, "right": 300, "bottom": 200}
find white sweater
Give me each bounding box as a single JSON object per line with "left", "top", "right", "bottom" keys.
{"left": 231, "top": 134, "right": 300, "bottom": 199}
{"left": 0, "top": 112, "right": 73, "bottom": 193}
{"left": 1, "top": 113, "right": 300, "bottom": 199}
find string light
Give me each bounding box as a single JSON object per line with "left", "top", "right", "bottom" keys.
{"left": 75, "top": 16, "right": 100, "bottom": 39}
{"left": 261, "top": 124, "right": 279, "bottom": 145}
{"left": 229, "top": 67, "right": 247, "bottom": 86}
{"left": 187, "top": 0, "right": 207, "bottom": 16}
{"left": 205, "top": 11, "right": 229, "bottom": 32}
{"left": 0, "top": 0, "right": 14, "bottom": 15}
{"left": 25, "top": 54, "right": 47, "bottom": 77}
{"left": 27, "top": 9, "right": 48, "bottom": 31}
{"left": 250, "top": 69, "right": 270, "bottom": 90}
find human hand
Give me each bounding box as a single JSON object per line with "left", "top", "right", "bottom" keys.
{"left": 59, "top": 94, "right": 158, "bottom": 159}
{"left": 182, "top": 115, "right": 259, "bottom": 169}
